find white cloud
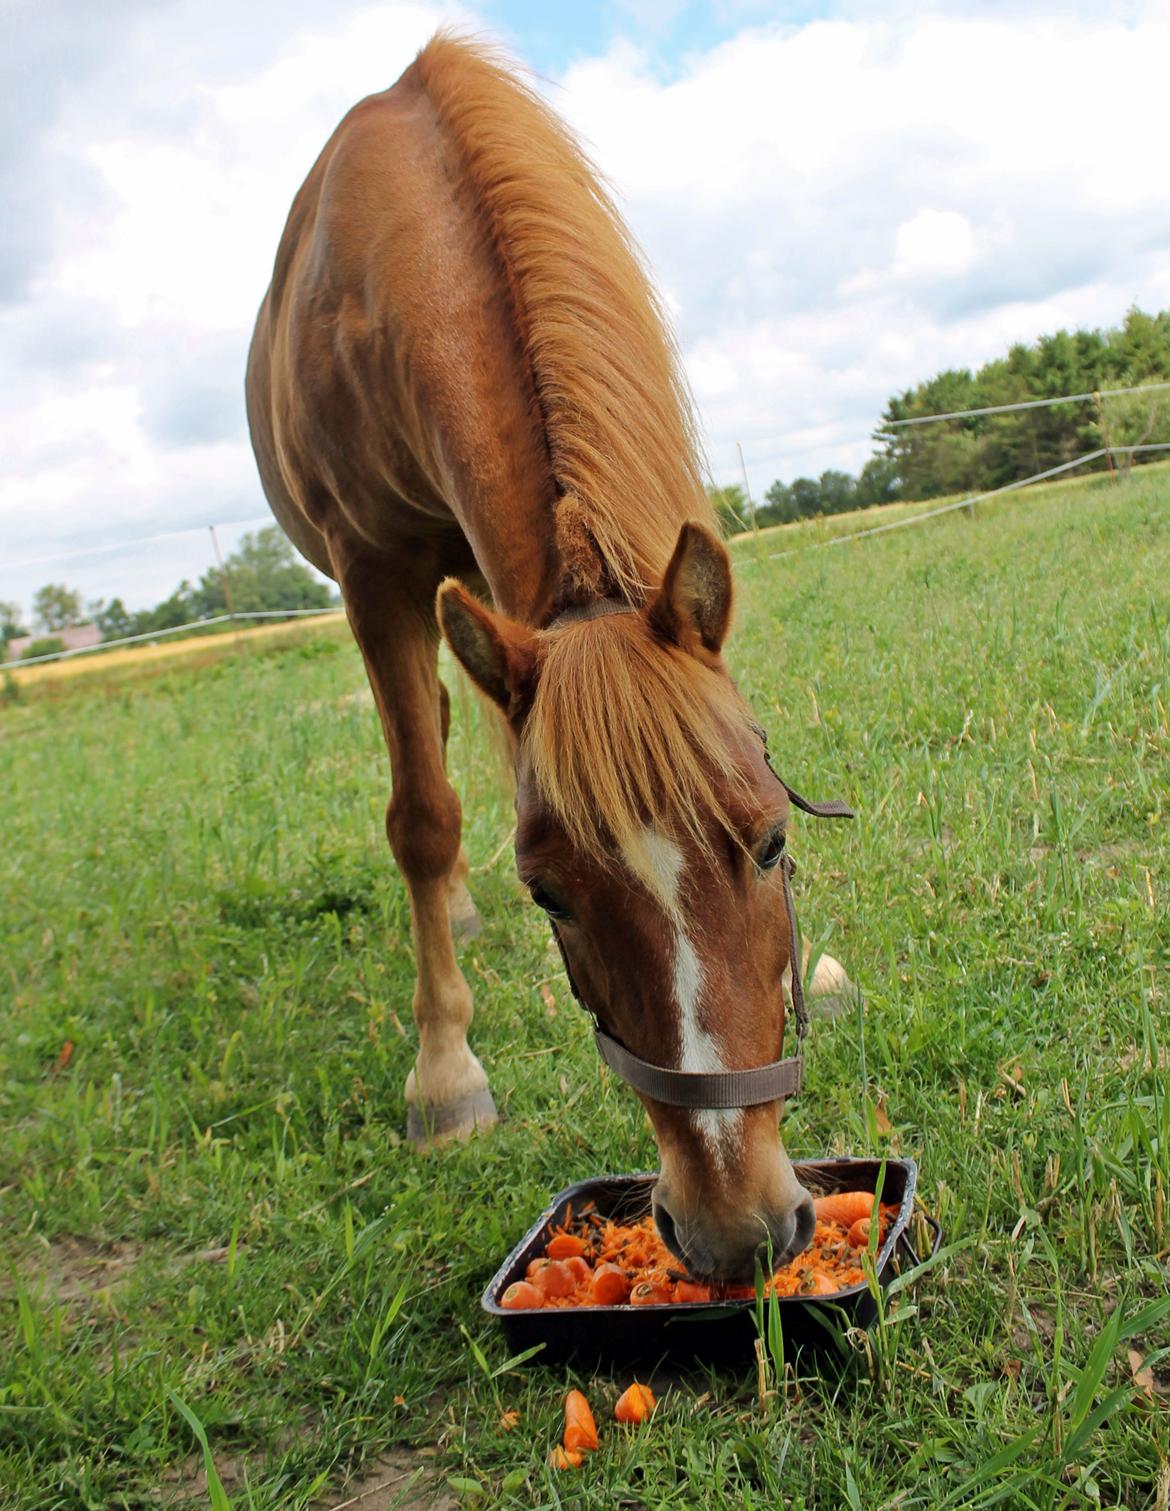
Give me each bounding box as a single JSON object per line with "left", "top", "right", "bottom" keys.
{"left": 2, "top": 3, "right": 1169, "bottom": 617}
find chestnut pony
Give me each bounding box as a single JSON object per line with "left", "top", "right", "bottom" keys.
{"left": 247, "top": 33, "right": 846, "bottom": 1280}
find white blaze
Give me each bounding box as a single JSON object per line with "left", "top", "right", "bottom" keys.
{"left": 624, "top": 826, "right": 742, "bottom": 1167}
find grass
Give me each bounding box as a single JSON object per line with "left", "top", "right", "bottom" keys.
{"left": 1, "top": 466, "right": 1168, "bottom": 1508}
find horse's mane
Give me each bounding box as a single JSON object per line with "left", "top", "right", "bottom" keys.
{"left": 416, "top": 33, "right": 717, "bottom": 607}
{"left": 526, "top": 613, "right": 751, "bottom": 864}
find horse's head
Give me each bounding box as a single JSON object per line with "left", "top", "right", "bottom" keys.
{"left": 438, "top": 523, "right": 815, "bottom": 1282}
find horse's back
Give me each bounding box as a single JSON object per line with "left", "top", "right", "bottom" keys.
{"left": 246, "top": 56, "right": 551, "bottom": 595}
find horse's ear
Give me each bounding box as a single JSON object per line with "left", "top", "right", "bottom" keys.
{"left": 437, "top": 581, "right": 536, "bottom": 718}
{"left": 647, "top": 522, "right": 733, "bottom": 655}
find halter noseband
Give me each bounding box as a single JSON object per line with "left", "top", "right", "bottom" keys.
{"left": 542, "top": 597, "right": 854, "bottom": 1111}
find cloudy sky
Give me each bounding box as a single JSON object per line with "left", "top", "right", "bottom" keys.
{"left": 3, "top": 0, "right": 1169, "bottom": 619}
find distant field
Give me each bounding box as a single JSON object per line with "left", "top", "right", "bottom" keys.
{"left": 5, "top": 610, "right": 348, "bottom": 687}
{"left": 1, "top": 467, "right": 1168, "bottom": 1508}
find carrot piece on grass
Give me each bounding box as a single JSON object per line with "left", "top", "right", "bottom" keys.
{"left": 547, "top": 1233, "right": 587, "bottom": 1260}
{"left": 500, "top": 1280, "right": 544, "bottom": 1310}
{"left": 812, "top": 1190, "right": 876, "bottom": 1227}
{"left": 563, "top": 1389, "right": 599, "bottom": 1453}
{"left": 590, "top": 1263, "right": 629, "bottom": 1306}
{"left": 614, "top": 1383, "right": 656, "bottom": 1423}
{"left": 549, "top": 1446, "right": 584, "bottom": 1469}
{"left": 500, "top": 1409, "right": 520, "bottom": 1431}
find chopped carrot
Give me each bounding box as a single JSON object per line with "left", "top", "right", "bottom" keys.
{"left": 563, "top": 1256, "right": 591, "bottom": 1285}
{"left": 614, "top": 1383, "right": 656, "bottom": 1423}
{"left": 590, "top": 1263, "right": 629, "bottom": 1306}
{"left": 500, "top": 1409, "right": 520, "bottom": 1431}
{"left": 813, "top": 1190, "right": 877, "bottom": 1227}
{"left": 563, "top": 1390, "right": 599, "bottom": 1453}
{"left": 847, "top": 1216, "right": 872, "bottom": 1249}
{"left": 504, "top": 1193, "right": 896, "bottom": 1313}
{"left": 547, "top": 1233, "right": 587, "bottom": 1260}
{"left": 500, "top": 1280, "right": 544, "bottom": 1310}
{"left": 530, "top": 1259, "right": 575, "bottom": 1299}
{"left": 549, "top": 1446, "right": 583, "bottom": 1469}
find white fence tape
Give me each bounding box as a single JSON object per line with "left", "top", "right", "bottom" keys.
{"left": 8, "top": 607, "right": 341, "bottom": 670}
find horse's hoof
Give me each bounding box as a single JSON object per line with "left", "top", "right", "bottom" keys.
{"left": 450, "top": 901, "right": 483, "bottom": 941}
{"left": 406, "top": 1086, "right": 498, "bottom": 1147}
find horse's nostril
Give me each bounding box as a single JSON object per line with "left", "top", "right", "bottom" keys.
{"left": 652, "top": 1199, "right": 683, "bottom": 1263}
{"left": 791, "top": 1194, "right": 816, "bottom": 1257}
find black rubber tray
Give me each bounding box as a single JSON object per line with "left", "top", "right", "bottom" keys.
{"left": 482, "top": 1157, "right": 939, "bottom": 1365}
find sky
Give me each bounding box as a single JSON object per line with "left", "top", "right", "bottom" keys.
{"left": 2, "top": 0, "right": 1169, "bottom": 620}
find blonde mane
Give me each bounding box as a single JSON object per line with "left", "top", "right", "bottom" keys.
{"left": 525, "top": 614, "right": 751, "bottom": 863}
{"left": 417, "top": 33, "right": 717, "bottom": 606}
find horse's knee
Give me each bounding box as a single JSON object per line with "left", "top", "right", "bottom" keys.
{"left": 386, "top": 780, "right": 462, "bottom": 884}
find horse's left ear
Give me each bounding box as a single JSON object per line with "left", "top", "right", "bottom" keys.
{"left": 437, "top": 581, "right": 537, "bottom": 720}
{"left": 647, "top": 522, "right": 733, "bottom": 655}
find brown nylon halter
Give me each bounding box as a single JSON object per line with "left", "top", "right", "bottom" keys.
{"left": 543, "top": 598, "right": 854, "bottom": 1110}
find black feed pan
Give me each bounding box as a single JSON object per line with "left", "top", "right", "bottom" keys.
{"left": 482, "top": 1157, "right": 940, "bottom": 1365}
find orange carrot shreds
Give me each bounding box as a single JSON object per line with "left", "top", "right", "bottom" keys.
{"left": 614, "top": 1383, "right": 656, "bottom": 1424}
{"left": 530, "top": 1259, "right": 576, "bottom": 1299}
{"left": 673, "top": 1280, "right": 713, "bottom": 1304}
{"left": 812, "top": 1190, "right": 878, "bottom": 1227}
{"left": 563, "top": 1390, "right": 599, "bottom": 1453}
{"left": 630, "top": 1280, "right": 671, "bottom": 1306}
{"left": 547, "top": 1233, "right": 587, "bottom": 1260}
{"left": 500, "top": 1409, "right": 521, "bottom": 1431}
{"left": 500, "top": 1280, "right": 544, "bottom": 1310}
{"left": 847, "top": 1216, "right": 873, "bottom": 1249}
{"left": 590, "top": 1263, "right": 630, "bottom": 1306}
{"left": 549, "top": 1446, "right": 583, "bottom": 1470}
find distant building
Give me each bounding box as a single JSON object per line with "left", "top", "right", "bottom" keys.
{"left": 5, "top": 622, "right": 102, "bottom": 662}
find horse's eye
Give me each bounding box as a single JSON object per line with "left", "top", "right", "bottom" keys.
{"left": 757, "top": 829, "right": 787, "bottom": 871}
{"left": 528, "top": 882, "right": 570, "bottom": 920}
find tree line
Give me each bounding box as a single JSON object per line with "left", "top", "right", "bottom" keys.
{"left": 2, "top": 527, "right": 334, "bottom": 660}
{"left": 709, "top": 305, "right": 1170, "bottom": 534}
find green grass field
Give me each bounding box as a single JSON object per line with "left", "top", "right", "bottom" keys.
{"left": 2, "top": 467, "right": 1168, "bottom": 1509}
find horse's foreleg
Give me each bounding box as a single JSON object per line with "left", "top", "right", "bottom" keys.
{"left": 332, "top": 539, "right": 497, "bottom": 1146}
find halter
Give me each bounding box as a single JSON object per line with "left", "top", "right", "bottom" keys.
{"left": 542, "top": 598, "right": 854, "bottom": 1110}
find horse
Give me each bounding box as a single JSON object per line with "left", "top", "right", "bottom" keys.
{"left": 246, "top": 32, "right": 849, "bottom": 1282}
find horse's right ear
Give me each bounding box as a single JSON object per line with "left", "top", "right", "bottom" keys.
{"left": 437, "top": 581, "right": 537, "bottom": 719}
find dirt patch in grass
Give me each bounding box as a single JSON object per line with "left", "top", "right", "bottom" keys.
{"left": 322, "top": 1448, "right": 453, "bottom": 1511}
{"left": 3, "top": 1233, "right": 145, "bottom": 1302}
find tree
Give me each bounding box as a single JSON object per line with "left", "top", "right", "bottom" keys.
{"left": 789, "top": 477, "right": 822, "bottom": 518}
{"left": 855, "top": 456, "right": 899, "bottom": 507}
{"left": 33, "top": 583, "right": 83, "bottom": 632}
{"left": 190, "top": 527, "right": 332, "bottom": 616}
{"left": 0, "top": 601, "right": 27, "bottom": 645}
{"left": 759, "top": 480, "right": 798, "bottom": 526}
{"left": 818, "top": 469, "right": 856, "bottom": 515}
{"left": 95, "top": 598, "right": 136, "bottom": 641}
{"left": 705, "top": 484, "right": 751, "bottom": 537}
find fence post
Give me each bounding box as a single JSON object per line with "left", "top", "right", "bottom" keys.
{"left": 1092, "top": 392, "right": 1118, "bottom": 485}
{"left": 736, "top": 441, "right": 759, "bottom": 538}
{"left": 209, "top": 526, "right": 245, "bottom": 652}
